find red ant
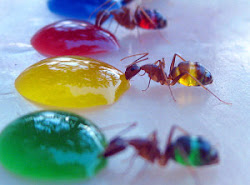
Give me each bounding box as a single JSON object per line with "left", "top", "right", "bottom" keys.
{"left": 103, "top": 123, "right": 219, "bottom": 171}
{"left": 121, "top": 53, "right": 232, "bottom": 105}
{"left": 93, "top": 0, "right": 167, "bottom": 33}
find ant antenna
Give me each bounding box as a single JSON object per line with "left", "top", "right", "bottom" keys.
{"left": 116, "top": 122, "right": 137, "bottom": 136}
{"left": 95, "top": 1, "right": 118, "bottom": 26}
{"left": 121, "top": 52, "right": 149, "bottom": 66}
{"left": 121, "top": 52, "right": 149, "bottom": 61}
{"left": 100, "top": 122, "right": 137, "bottom": 131}
{"left": 88, "top": 0, "right": 113, "bottom": 20}
{"left": 105, "top": 122, "right": 137, "bottom": 140}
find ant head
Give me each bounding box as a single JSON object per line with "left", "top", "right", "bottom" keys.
{"left": 203, "top": 70, "right": 213, "bottom": 85}
{"left": 102, "top": 137, "right": 128, "bottom": 158}
{"left": 125, "top": 64, "right": 141, "bottom": 80}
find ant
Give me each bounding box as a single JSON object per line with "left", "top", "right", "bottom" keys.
{"left": 103, "top": 124, "right": 219, "bottom": 172}
{"left": 93, "top": 0, "right": 167, "bottom": 32}
{"left": 121, "top": 53, "right": 232, "bottom": 105}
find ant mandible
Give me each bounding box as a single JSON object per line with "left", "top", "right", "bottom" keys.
{"left": 94, "top": 0, "right": 167, "bottom": 31}
{"left": 103, "top": 124, "right": 219, "bottom": 170}
{"left": 121, "top": 53, "right": 232, "bottom": 105}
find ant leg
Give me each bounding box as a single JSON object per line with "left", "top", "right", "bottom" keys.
{"left": 167, "top": 125, "right": 189, "bottom": 144}
{"left": 95, "top": 1, "right": 118, "bottom": 27}
{"left": 132, "top": 11, "right": 142, "bottom": 43}
{"left": 136, "top": 26, "right": 142, "bottom": 43}
{"left": 139, "top": 71, "right": 146, "bottom": 76}
{"left": 114, "top": 122, "right": 137, "bottom": 137}
{"left": 158, "top": 60, "right": 176, "bottom": 101}
{"left": 167, "top": 85, "right": 176, "bottom": 102}
{"left": 142, "top": 78, "right": 152, "bottom": 91}
{"left": 107, "top": 16, "right": 114, "bottom": 30}
{"left": 139, "top": 6, "right": 155, "bottom": 26}
{"left": 88, "top": 0, "right": 112, "bottom": 20}
{"left": 121, "top": 153, "right": 138, "bottom": 175}
{"left": 188, "top": 168, "right": 201, "bottom": 185}
{"left": 159, "top": 125, "right": 189, "bottom": 166}
{"left": 172, "top": 72, "right": 232, "bottom": 105}
{"left": 95, "top": 10, "right": 110, "bottom": 27}
{"left": 134, "top": 162, "right": 148, "bottom": 180}
{"left": 148, "top": 130, "right": 158, "bottom": 143}
{"left": 153, "top": 59, "right": 164, "bottom": 66}
{"left": 157, "top": 30, "right": 169, "bottom": 43}
{"left": 169, "top": 53, "right": 187, "bottom": 74}
{"left": 114, "top": 22, "right": 120, "bottom": 35}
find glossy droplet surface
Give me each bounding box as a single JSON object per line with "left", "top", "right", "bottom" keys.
{"left": 15, "top": 56, "right": 130, "bottom": 108}
{"left": 31, "top": 20, "right": 119, "bottom": 57}
{"left": 0, "top": 111, "right": 107, "bottom": 179}
{"left": 48, "top": 0, "right": 122, "bottom": 19}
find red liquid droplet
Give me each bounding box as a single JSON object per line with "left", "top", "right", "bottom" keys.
{"left": 31, "top": 20, "right": 120, "bottom": 56}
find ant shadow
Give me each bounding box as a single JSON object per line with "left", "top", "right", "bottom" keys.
{"left": 133, "top": 165, "right": 219, "bottom": 185}
{"left": 126, "top": 83, "right": 210, "bottom": 107}
{"left": 116, "top": 29, "right": 169, "bottom": 52}
{"left": 172, "top": 86, "right": 210, "bottom": 106}
{"left": 26, "top": 98, "right": 114, "bottom": 114}
{"left": 98, "top": 162, "right": 218, "bottom": 185}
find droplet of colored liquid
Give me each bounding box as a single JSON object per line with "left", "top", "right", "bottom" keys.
{"left": 31, "top": 20, "right": 119, "bottom": 57}
{"left": 15, "top": 56, "right": 130, "bottom": 108}
{"left": 48, "top": 0, "right": 122, "bottom": 19}
{"left": 0, "top": 110, "right": 107, "bottom": 179}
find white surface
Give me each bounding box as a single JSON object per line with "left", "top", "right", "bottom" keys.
{"left": 0, "top": 0, "right": 250, "bottom": 185}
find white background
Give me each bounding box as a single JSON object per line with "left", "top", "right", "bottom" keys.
{"left": 0, "top": 0, "right": 249, "bottom": 185}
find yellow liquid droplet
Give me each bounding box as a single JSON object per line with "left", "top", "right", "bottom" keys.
{"left": 15, "top": 56, "right": 130, "bottom": 108}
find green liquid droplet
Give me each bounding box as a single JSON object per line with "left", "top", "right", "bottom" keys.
{"left": 0, "top": 111, "right": 107, "bottom": 179}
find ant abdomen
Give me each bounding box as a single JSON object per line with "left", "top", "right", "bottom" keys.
{"left": 172, "top": 136, "right": 219, "bottom": 166}
{"left": 170, "top": 62, "right": 213, "bottom": 86}
{"left": 135, "top": 8, "right": 167, "bottom": 29}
